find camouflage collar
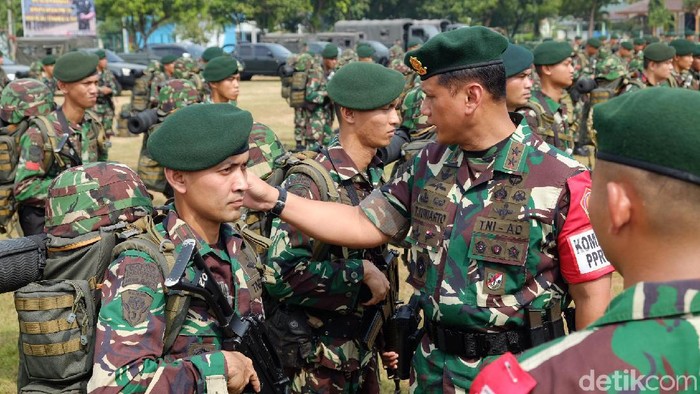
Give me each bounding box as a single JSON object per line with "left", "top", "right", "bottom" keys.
{"left": 326, "top": 139, "right": 385, "bottom": 186}
{"left": 590, "top": 280, "right": 700, "bottom": 328}
{"left": 161, "top": 205, "right": 239, "bottom": 262}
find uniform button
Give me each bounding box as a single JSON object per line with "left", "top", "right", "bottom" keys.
{"left": 350, "top": 272, "right": 358, "bottom": 280}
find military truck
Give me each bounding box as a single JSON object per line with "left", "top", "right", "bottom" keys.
{"left": 333, "top": 19, "right": 450, "bottom": 49}
{"left": 15, "top": 36, "right": 98, "bottom": 66}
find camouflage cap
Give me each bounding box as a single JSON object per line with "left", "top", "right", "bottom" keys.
{"left": 158, "top": 79, "right": 200, "bottom": 114}
{"left": 45, "top": 162, "right": 153, "bottom": 238}
{"left": 294, "top": 53, "right": 316, "bottom": 72}
{"left": 172, "top": 58, "right": 189, "bottom": 79}
{"left": 0, "top": 78, "right": 53, "bottom": 124}
{"left": 182, "top": 56, "right": 200, "bottom": 73}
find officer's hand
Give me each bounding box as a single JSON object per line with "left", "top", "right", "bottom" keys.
{"left": 243, "top": 173, "right": 277, "bottom": 212}
{"left": 223, "top": 350, "right": 261, "bottom": 393}
{"left": 361, "top": 260, "right": 390, "bottom": 306}
{"left": 381, "top": 351, "right": 399, "bottom": 369}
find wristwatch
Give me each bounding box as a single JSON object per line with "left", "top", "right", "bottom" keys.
{"left": 270, "top": 186, "right": 287, "bottom": 217}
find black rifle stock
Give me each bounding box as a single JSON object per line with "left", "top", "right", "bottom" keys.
{"left": 392, "top": 294, "right": 422, "bottom": 381}
{"left": 165, "top": 239, "right": 290, "bottom": 394}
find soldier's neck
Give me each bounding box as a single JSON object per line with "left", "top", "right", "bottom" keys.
{"left": 61, "top": 101, "right": 86, "bottom": 125}
{"left": 539, "top": 81, "right": 563, "bottom": 103}
{"left": 339, "top": 131, "right": 374, "bottom": 172}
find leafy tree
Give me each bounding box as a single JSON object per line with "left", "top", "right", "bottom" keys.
{"left": 560, "top": 0, "right": 619, "bottom": 37}
{"left": 648, "top": 0, "right": 673, "bottom": 33}
{"left": 95, "top": 0, "right": 203, "bottom": 48}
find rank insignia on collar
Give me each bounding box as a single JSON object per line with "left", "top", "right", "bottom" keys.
{"left": 409, "top": 56, "right": 428, "bottom": 75}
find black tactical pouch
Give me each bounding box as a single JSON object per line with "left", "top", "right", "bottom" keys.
{"left": 266, "top": 305, "right": 316, "bottom": 369}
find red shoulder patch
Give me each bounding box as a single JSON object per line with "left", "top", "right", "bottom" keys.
{"left": 470, "top": 352, "right": 537, "bottom": 394}
{"left": 25, "top": 161, "right": 41, "bottom": 171}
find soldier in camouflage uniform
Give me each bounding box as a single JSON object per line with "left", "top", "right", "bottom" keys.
{"left": 298, "top": 47, "right": 336, "bottom": 151}
{"left": 174, "top": 56, "right": 205, "bottom": 96}
{"left": 389, "top": 39, "right": 404, "bottom": 63}
{"left": 668, "top": 39, "right": 697, "bottom": 89}
{"left": 624, "top": 43, "right": 676, "bottom": 93}
{"left": 518, "top": 41, "right": 577, "bottom": 154}
{"left": 337, "top": 47, "right": 357, "bottom": 69}
{"left": 243, "top": 27, "right": 613, "bottom": 393}
{"left": 93, "top": 50, "right": 119, "bottom": 137}
{"left": 265, "top": 61, "right": 403, "bottom": 394}
{"left": 472, "top": 87, "right": 700, "bottom": 394}
{"left": 14, "top": 52, "right": 108, "bottom": 235}
{"left": 0, "top": 52, "right": 10, "bottom": 91}
{"left": 137, "top": 78, "right": 200, "bottom": 198}
{"left": 142, "top": 59, "right": 164, "bottom": 109}
{"left": 391, "top": 39, "right": 423, "bottom": 96}
{"left": 573, "top": 38, "right": 602, "bottom": 81}
{"left": 149, "top": 54, "right": 177, "bottom": 108}
{"left": 39, "top": 55, "right": 57, "bottom": 103}
{"left": 356, "top": 44, "right": 375, "bottom": 63}
{"left": 89, "top": 104, "right": 264, "bottom": 394}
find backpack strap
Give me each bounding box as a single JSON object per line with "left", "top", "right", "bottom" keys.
{"left": 111, "top": 215, "right": 189, "bottom": 353}
{"left": 33, "top": 115, "right": 63, "bottom": 171}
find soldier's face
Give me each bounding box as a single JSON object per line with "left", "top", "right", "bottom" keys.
{"left": 675, "top": 54, "right": 693, "bottom": 71}
{"left": 211, "top": 75, "right": 240, "bottom": 102}
{"left": 505, "top": 68, "right": 533, "bottom": 111}
{"left": 164, "top": 63, "right": 175, "bottom": 76}
{"left": 353, "top": 101, "right": 400, "bottom": 149}
{"left": 651, "top": 59, "right": 673, "bottom": 80}
{"left": 174, "top": 152, "right": 250, "bottom": 226}
{"left": 420, "top": 77, "right": 466, "bottom": 145}
{"left": 323, "top": 57, "right": 338, "bottom": 71}
{"left": 548, "top": 58, "right": 574, "bottom": 88}
{"left": 692, "top": 57, "right": 700, "bottom": 72}
{"left": 98, "top": 58, "right": 107, "bottom": 70}
{"left": 43, "top": 64, "right": 54, "bottom": 78}
{"left": 60, "top": 74, "right": 98, "bottom": 109}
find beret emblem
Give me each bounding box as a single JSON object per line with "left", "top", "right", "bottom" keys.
{"left": 409, "top": 56, "right": 427, "bottom": 75}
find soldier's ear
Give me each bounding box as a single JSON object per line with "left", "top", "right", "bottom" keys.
{"left": 340, "top": 106, "right": 355, "bottom": 124}
{"left": 57, "top": 80, "right": 69, "bottom": 94}
{"left": 606, "top": 181, "right": 632, "bottom": 234}
{"left": 164, "top": 168, "right": 187, "bottom": 195}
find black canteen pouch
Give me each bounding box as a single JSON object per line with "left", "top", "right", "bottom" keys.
{"left": 265, "top": 304, "right": 316, "bottom": 369}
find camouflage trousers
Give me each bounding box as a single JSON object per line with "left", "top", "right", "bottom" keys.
{"left": 410, "top": 334, "right": 500, "bottom": 393}
{"left": 290, "top": 354, "right": 379, "bottom": 394}
{"left": 301, "top": 108, "right": 333, "bottom": 151}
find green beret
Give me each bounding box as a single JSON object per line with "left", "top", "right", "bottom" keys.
{"left": 533, "top": 41, "right": 573, "bottom": 65}
{"left": 694, "top": 44, "right": 700, "bottom": 57}
{"left": 595, "top": 88, "right": 700, "bottom": 185}
{"left": 407, "top": 38, "right": 423, "bottom": 48}
{"left": 643, "top": 43, "right": 675, "bottom": 62}
{"left": 648, "top": 36, "right": 660, "bottom": 43}
{"left": 669, "top": 39, "right": 695, "bottom": 55}
{"left": 327, "top": 62, "right": 404, "bottom": 110}
{"left": 202, "top": 47, "right": 224, "bottom": 62}
{"left": 203, "top": 56, "right": 238, "bottom": 82}
{"left": 95, "top": 49, "right": 106, "bottom": 59}
{"left": 356, "top": 44, "right": 375, "bottom": 58}
{"left": 161, "top": 54, "right": 178, "bottom": 65}
{"left": 586, "top": 38, "right": 602, "bottom": 48}
{"left": 611, "top": 34, "right": 619, "bottom": 39}
{"left": 502, "top": 44, "right": 533, "bottom": 78}
{"left": 404, "top": 26, "right": 508, "bottom": 80}
{"left": 633, "top": 38, "right": 646, "bottom": 46}
{"left": 575, "top": 35, "right": 582, "bottom": 40}
{"left": 148, "top": 103, "right": 253, "bottom": 171}
{"left": 54, "top": 52, "right": 98, "bottom": 82}
{"left": 620, "top": 41, "right": 633, "bottom": 50}
{"left": 321, "top": 44, "right": 339, "bottom": 59}
{"left": 41, "top": 55, "right": 56, "bottom": 66}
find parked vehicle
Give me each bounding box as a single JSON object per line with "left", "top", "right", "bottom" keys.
{"left": 119, "top": 42, "right": 206, "bottom": 66}
{"left": 3, "top": 59, "right": 30, "bottom": 81}
{"left": 359, "top": 40, "right": 391, "bottom": 66}
{"left": 83, "top": 48, "right": 146, "bottom": 90}
{"left": 334, "top": 19, "right": 448, "bottom": 49}
{"left": 232, "top": 43, "right": 291, "bottom": 80}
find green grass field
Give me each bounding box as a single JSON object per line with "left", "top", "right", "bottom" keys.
{"left": 0, "top": 77, "right": 621, "bottom": 393}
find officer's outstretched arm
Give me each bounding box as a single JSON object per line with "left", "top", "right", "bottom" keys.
{"left": 244, "top": 173, "right": 389, "bottom": 248}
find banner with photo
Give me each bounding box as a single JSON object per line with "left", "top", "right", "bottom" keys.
{"left": 22, "top": 0, "right": 96, "bottom": 36}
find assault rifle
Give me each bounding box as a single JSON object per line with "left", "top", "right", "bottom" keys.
{"left": 165, "top": 239, "right": 290, "bottom": 394}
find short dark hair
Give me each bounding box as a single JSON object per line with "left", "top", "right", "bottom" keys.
{"left": 436, "top": 63, "right": 506, "bottom": 101}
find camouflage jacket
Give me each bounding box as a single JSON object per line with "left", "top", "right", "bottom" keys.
{"left": 14, "top": 110, "right": 107, "bottom": 206}
{"left": 670, "top": 69, "right": 698, "bottom": 89}
{"left": 88, "top": 208, "right": 263, "bottom": 393}
{"left": 247, "top": 122, "right": 286, "bottom": 181}
{"left": 359, "top": 114, "right": 613, "bottom": 391}
{"left": 574, "top": 52, "right": 597, "bottom": 81}
{"left": 93, "top": 68, "right": 119, "bottom": 114}
{"left": 149, "top": 73, "right": 171, "bottom": 108}
{"left": 266, "top": 138, "right": 385, "bottom": 371}
{"left": 517, "top": 90, "right": 576, "bottom": 153}
{"left": 41, "top": 75, "right": 57, "bottom": 103}
{"left": 400, "top": 85, "right": 429, "bottom": 135}
{"left": 0, "top": 67, "right": 9, "bottom": 90}
{"left": 473, "top": 279, "right": 700, "bottom": 394}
